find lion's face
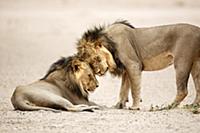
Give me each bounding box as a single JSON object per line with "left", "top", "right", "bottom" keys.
{"left": 79, "top": 42, "right": 116, "bottom": 76}
{"left": 87, "top": 54, "right": 109, "bottom": 76}
{"left": 72, "top": 59, "right": 99, "bottom": 92}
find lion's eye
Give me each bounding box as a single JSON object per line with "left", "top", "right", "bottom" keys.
{"left": 98, "top": 44, "right": 102, "bottom": 48}
{"left": 97, "top": 56, "right": 101, "bottom": 62}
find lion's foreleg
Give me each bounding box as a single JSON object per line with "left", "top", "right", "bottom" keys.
{"left": 119, "top": 71, "right": 130, "bottom": 103}
{"left": 66, "top": 104, "right": 99, "bottom": 112}
{"left": 74, "top": 99, "right": 99, "bottom": 106}
{"left": 126, "top": 62, "right": 142, "bottom": 110}
{"left": 115, "top": 71, "right": 130, "bottom": 109}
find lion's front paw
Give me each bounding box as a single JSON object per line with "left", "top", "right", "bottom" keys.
{"left": 114, "top": 102, "right": 126, "bottom": 109}
{"left": 128, "top": 106, "right": 140, "bottom": 110}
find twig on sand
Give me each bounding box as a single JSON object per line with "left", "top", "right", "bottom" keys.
{"left": 149, "top": 103, "right": 178, "bottom": 112}
{"left": 183, "top": 104, "right": 200, "bottom": 114}
{"left": 149, "top": 103, "right": 200, "bottom": 114}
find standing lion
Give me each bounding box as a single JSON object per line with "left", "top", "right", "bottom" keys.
{"left": 11, "top": 55, "right": 99, "bottom": 112}
{"left": 77, "top": 20, "right": 200, "bottom": 110}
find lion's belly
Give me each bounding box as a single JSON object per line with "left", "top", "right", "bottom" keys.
{"left": 142, "top": 52, "right": 174, "bottom": 71}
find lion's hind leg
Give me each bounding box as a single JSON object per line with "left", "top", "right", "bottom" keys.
{"left": 11, "top": 87, "right": 61, "bottom": 112}
{"left": 14, "top": 99, "right": 61, "bottom": 113}
{"left": 173, "top": 55, "right": 193, "bottom": 107}
{"left": 191, "top": 58, "right": 200, "bottom": 104}
{"left": 12, "top": 88, "right": 95, "bottom": 112}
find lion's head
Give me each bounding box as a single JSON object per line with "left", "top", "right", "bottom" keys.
{"left": 78, "top": 45, "right": 111, "bottom": 75}
{"left": 77, "top": 20, "right": 133, "bottom": 76}
{"left": 77, "top": 27, "right": 117, "bottom": 76}
{"left": 71, "top": 57, "right": 99, "bottom": 92}
{"left": 41, "top": 55, "right": 99, "bottom": 98}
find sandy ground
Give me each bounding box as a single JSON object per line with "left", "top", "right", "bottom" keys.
{"left": 1, "top": 0, "right": 200, "bottom": 133}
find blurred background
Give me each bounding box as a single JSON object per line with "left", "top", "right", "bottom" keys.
{"left": 0, "top": 0, "right": 200, "bottom": 109}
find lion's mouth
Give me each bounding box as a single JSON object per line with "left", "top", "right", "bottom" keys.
{"left": 86, "top": 88, "right": 95, "bottom": 93}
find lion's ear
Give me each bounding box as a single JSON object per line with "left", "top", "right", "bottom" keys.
{"left": 72, "top": 60, "right": 81, "bottom": 72}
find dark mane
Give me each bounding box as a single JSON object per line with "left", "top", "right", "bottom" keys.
{"left": 41, "top": 56, "right": 74, "bottom": 80}
{"left": 41, "top": 55, "right": 88, "bottom": 100}
{"left": 77, "top": 20, "right": 134, "bottom": 76}
{"left": 80, "top": 20, "right": 134, "bottom": 42}
{"left": 82, "top": 26, "right": 105, "bottom": 42}
{"left": 77, "top": 22, "right": 127, "bottom": 77}
{"left": 65, "top": 70, "right": 88, "bottom": 101}
{"left": 113, "top": 20, "right": 135, "bottom": 29}
{"left": 103, "top": 35, "right": 125, "bottom": 77}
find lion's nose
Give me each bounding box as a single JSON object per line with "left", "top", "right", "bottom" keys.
{"left": 96, "top": 83, "right": 99, "bottom": 88}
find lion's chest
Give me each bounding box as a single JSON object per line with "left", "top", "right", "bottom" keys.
{"left": 142, "top": 52, "right": 174, "bottom": 71}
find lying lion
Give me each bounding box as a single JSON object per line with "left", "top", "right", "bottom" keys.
{"left": 11, "top": 55, "right": 99, "bottom": 112}
{"left": 77, "top": 20, "right": 200, "bottom": 110}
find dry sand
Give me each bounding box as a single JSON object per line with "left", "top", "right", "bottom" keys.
{"left": 0, "top": 0, "right": 200, "bottom": 133}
